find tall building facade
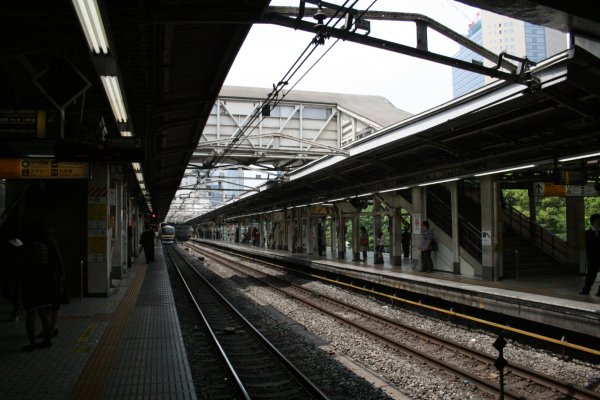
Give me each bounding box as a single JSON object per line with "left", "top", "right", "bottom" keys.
{"left": 452, "top": 11, "right": 569, "bottom": 98}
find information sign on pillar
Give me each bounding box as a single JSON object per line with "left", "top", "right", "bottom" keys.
{"left": 482, "top": 231, "right": 492, "bottom": 246}
{"left": 412, "top": 213, "right": 421, "bottom": 234}
{"left": 87, "top": 186, "right": 108, "bottom": 262}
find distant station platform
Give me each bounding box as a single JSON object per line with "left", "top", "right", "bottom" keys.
{"left": 195, "top": 239, "right": 600, "bottom": 340}
{"left": 0, "top": 245, "right": 196, "bottom": 400}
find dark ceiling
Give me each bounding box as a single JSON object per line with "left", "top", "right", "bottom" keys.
{"left": 1, "top": 0, "right": 599, "bottom": 223}
{"left": 1, "top": 0, "right": 270, "bottom": 220}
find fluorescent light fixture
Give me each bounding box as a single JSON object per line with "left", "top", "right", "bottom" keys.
{"left": 328, "top": 197, "right": 347, "bottom": 202}
{"left": 100, "top": 76, "right": 127, "bottom": 123}
{"left": 120, "top": 130, "right": 132, "bottom": 137}
{"left": 135, "top": 172, "right": 144, "bottom": 182}
{"left": 132, "top": 162, "right": 141, "bottom": 172}
{"left": 72, "top": 0, "right": 109, "bottom": 54}
{"left": 419, "top": 177, "right": 459, "bottom": 187}
{"left": 559, "top": 152, "right": 600, "bottom": 162}
{"left": 379, "top": 186, "right": 409, "bottom": 193}
{"left": 474, "top": 164, "right": 535, "bottom": 177}
{"left": 357, "top": 192, "right": 374, "bottom": 197}
{"left": 24, "top": 154, "right": 55, "bottom": 158}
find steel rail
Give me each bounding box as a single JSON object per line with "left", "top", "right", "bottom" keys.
{"left": 165, "top": 246, "right": 251, "bottom": 399}
{"left": 168, "top": 245, "right": 331, "bottom": 400}
{"left": 188, "top": 242, "right": 600, "bottom": 400}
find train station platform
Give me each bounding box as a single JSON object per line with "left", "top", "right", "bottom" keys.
{"left": 0, "top": 244, "right": 197, "bottom": 400}
{"left": 196, "top": 239, "right": 600, "bottom": 340}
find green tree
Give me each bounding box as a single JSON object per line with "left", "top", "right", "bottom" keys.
{"left": 503, "top": 189, "right": 600, "bottom": 238}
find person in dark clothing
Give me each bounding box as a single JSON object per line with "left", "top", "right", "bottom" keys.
{"left": 140, "top": 226, "right": 155, "bottom": 263}
{"left": 374, "top": 229, "right": 384, "bottom": 264}
{"left": 21, "top": 224, "right": 54, "bottom": 351}
{"left": 1, "top": 231, "right": 23, "bottom": 322}
{"left": 359, "top": 226, "right": 368, "bottom": 261}
{"left": 401, "top": 227, "right": 411, "bottom": 259}
{"left": 33, "top": 223, "right": 65, "bottom": 338}
{"left": 419, "top": 221, "right": 434, "bottom": 272}
{"left": 580, "top": 213, "right": 600, "bottom": 295}
{"left": 317, "top": 223, "right": 326, "bottom": 256}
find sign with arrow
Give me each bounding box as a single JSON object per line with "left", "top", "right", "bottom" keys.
{"left": 533, "top": 182, "right": 599, "bottom": 197}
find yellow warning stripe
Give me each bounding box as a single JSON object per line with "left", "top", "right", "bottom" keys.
{"left": 69, "top": 264, "right": 147, "bottom": 399}
{"left": 221, "top": 247, "right": 600, "bottom": 357}
{"left": 315, "top": 273, "right": 600, "bottom": 357}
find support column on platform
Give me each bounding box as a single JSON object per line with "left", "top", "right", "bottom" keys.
{"left": 411, "top": 187, "right": 425, "bottom": 270}
{"left": 87, "top": 163, "right": 111, "bottom": 296}
{"left": 110, "top": 172, "right": 127, "bottom": 280}
{"left": 306, "top": 207, "right": 314, "bottom": 255}
{"left": 336, "top": 206, "right": 345, "bottom": 259}
{"left": 450, "top": 181, "right": 461, "bottom": 274}
{"left": 480, "top": 176, "right": 497, "bottom": 280}
{"left": 351, "top": 211, "right": 360, "bottom": 261}
{"left": 330, "top": 214, "right": 337, "bottom": 258}
{"left": 389, "top": 206, "right": 403, "bottom": 266}
{"left": 373, "top": 198, "right": 384, "bottom": 264}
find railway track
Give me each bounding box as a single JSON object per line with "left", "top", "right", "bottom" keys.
{"left": 165, "top": 245, "right": 329, "bottom": 400}
{"left": 185, "top": 242, "right": 600, "bottom": 400}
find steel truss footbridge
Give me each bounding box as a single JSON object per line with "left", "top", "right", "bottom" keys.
{"left": 166, "top": 86, "right": 411, "bottom": 222}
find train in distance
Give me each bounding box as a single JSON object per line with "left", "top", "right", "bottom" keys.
{"left": 159, "top": 224, "right": 176, "bottom": 244}
{"left": 174, "top": 224, "right": 194, "bottom": 242}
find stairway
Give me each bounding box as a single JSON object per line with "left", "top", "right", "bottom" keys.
{"left": 501, "top": 227, "right": 568, "bottom": 278}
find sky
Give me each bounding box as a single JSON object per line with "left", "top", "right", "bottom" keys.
{"left": 224, "top": 0, "right": 481, "bottom": 115}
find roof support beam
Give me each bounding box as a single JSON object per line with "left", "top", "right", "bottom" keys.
{"left": 262, "top": 12, "right": 523, "bottom": 83}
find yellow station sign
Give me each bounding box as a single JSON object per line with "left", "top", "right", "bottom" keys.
{"left": 534, "top": 182, "right": 599, "bottom": 197}
{"left": 0, "top": 158, "right": 89, "bottom": 179}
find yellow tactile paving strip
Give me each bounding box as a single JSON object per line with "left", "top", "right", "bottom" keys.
{"left": 69, "top": 264, "right": 147, "bottom": 400}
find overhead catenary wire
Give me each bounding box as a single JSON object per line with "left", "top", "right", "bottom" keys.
{"left": 171, "top": 1, "right": 377, "bottom": 221}
{"left": 204, "top": 0, "right": 376, "bottom": 175}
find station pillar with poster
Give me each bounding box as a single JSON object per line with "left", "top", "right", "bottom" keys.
{"left": 87, "top": 163, "right": 111, "bottom": 296}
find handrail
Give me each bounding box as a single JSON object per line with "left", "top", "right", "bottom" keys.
{"left": 459, "top": 216, "right": 482, "bottom": 262}
{"left": 427, "top": 187, "right": 482, "bottom": 262}
{"left": 503, "top": 205, "right": 568, "bottom": 264}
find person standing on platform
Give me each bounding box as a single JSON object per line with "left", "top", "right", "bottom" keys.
{"left": 580, "top": 213, "right": 600, "bottom": 295}
{"left": 401, "top": 226, "right": 411, "bottom": 259}
{"left": 359, "top": 226, "right": 368, "bottom": 262}
{"left": 34, "top": 223, "right": 65, "bottom": 338}
{"left": 317, "top": 223, "right": 326, "bottom": 256}
{"left": 420, "top": 221, "right": 434, "bottom": 272}
{"left": 374, "top": 229, "right": 384, "bottom": 264}
{"left": 140, "top": 226, "right": 155, "bottom": 263}
{"left": 21, "top": 223, "right": 54, "bottom": 351}
{"left": 1, "top": 219, "right": 24, "bottom": 322}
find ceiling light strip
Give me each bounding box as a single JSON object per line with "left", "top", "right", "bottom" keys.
{"left": 100, "top": 76, "right": 127, "bottom": 123}
{"left": 418, "top": 177, "right": 459, "bottom": 187}
{"left": 379, "top": 186, "right": 409, "bottom": 193}
{"left": 474, "top": 164, "right": 535, "bottom": 177}
{"left": 559, "top": 152, "right": 600, "bottom": 162}
{"left": 72, "top": 0, "right": 109, "bottom": 54}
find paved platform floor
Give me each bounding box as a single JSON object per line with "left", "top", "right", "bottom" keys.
{"left": 0, "top": 244, "right": 197, "bottom": 400}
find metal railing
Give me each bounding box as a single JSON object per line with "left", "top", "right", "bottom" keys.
{"left": 459, "top": 218, "right": 483, "bottom": 263}
{"left": 426, "top": 188, "right": 452, "bottom": 236}
{"left": 503, "top": 205, "right": 568, "bottom": 265}
{"left": 427, "top": 187, "right": 482, "bottom": 262}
